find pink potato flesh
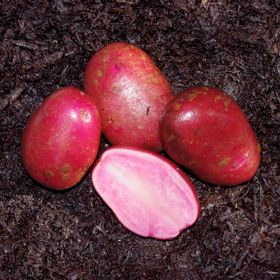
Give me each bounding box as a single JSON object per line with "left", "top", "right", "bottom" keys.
{"left": 84, "top": 42, "right": 173, "bottom": 152}
{"left": 92, "top": 147, "right": 200, "bottom": 240}
{"left": 21, "top": 87, "right": 101, "bottom": 190}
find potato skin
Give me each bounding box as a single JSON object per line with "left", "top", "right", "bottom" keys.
{"left": 161, "top": 87, "right": 261, "bottom": 185}
{"left": 84, "top": 42, "right": 173, "bottom": 152}
{"left": 21, "top": 87, "right": 101, "bottom": 190}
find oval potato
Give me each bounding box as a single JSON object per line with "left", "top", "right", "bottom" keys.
{"left": 84, "top": 42, "right": 173, "bottom": 152}
{"left": 161, "top": 86, "right": 261, "bottom": 185}
{"left": 22, "top": 87, "right": 101, "bottom": 190}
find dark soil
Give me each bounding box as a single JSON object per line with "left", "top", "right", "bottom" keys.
{"left": 1, "top": 1, "right": 280, "bottom": 279}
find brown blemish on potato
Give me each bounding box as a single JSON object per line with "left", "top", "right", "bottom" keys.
{"left": 174, "top": 103, "right": 182, "bottom": 111}
{"left": 96, "top": 70, "right": 103, "bottom": 77}
{"left": 201, "top": 87, "right": 209, "bottom": 92}
{"left": 218, "top": 157, "right": 231, "bottom": 167}
{"left": 62, "top": 174, "right": 69, "bottom": 180}
{"left": 257, "top": 143, "right": 261, "bottom": 152}
{"left": 214, "top": 95, "right": 222, "bottom": 103}
{"left": 187, "top": 92, "right": 198, "bottom": 101}
{"left": 141, "top": 53, "right": 148, "bottom": 60}
{"left": 44, "top": 170, "right": 53, "bottom": 179}
{"left": 76, "top": 168, "right": 85, "bottom": 182}
{"left": 224, "top": 97, "right": 232, "bottom": 107}
{"left": 168, "top": 135, "right": 176, "bottom": 142}
{"left": 147, "top": 72, "right": 159, "bottom": 84}
{"left": 60, "top": 163, "right": 72, "bottom": 180}
{"left": 61, "top": 163, "right": 72, "bottom": 173}
{"left": 146, "top": 106, "right": 150, "bottom": 115}
{"left": 80, "top": 110, "right": 90, "bottom": 122}
{"left": 92, "top": 79, "right": 98, "bottom": 86}
{"left": 187, "top": 89, "right": 206, "bottom": 101}
{"left": 214, "top": 95, "right": 232, "bottom": 108}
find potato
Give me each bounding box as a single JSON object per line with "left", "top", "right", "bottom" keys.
{"left": 84, "top": 42, "right": 173, "bottom": 152}
{"left": 161, "top": 87, "right": 261, "bottom": 185}
{"left": 91, "top": 147, "right": 200, "bottom": 240}
{"left": 21, "top": 87, "right": 101, "bottom": 190}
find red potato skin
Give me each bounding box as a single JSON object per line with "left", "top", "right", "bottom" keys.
{"left": 161, "top": 87, "right": 261, "bottom": 185}
{"left": 84, "top": 42, "right": 173, "bottom": 152}
{"left": 21, "top": 87, "right": 101, "bottom": 190}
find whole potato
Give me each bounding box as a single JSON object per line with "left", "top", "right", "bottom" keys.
{"left": 84, "top": 42, "right": 173, "bottom": 152}
{"left": 161, "top": 87, "right": 261, "bottom": 185}
{"left": 22, "top": 87, "right": 101, "bottom": 190}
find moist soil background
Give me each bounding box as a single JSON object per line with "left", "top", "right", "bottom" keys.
{"left": 0, "top": 1, "right": 280, "bottom": 279}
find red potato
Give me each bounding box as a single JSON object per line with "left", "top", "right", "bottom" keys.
{"left": 91, "top": 147, "right": 200, "bottom": 240}
{"left": 22, "top": 87, "right": 101, "bottom": 190}
{"left": 84, "top": 42, "right": 173, "bottom": 152}
{"left": 161, "top": 87, "right": 261, "bottom": 185}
